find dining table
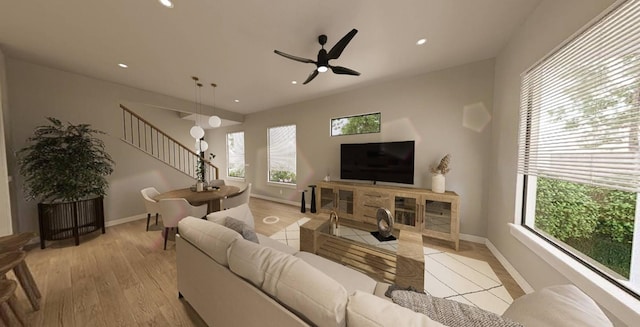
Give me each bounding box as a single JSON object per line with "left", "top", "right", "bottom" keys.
{"left": 154, "top": 185, "right": 241, "bottom": 213}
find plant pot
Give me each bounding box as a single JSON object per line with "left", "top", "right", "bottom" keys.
{"left": 432, "top": 173, "right": 445, "bottom": 193}
{"left": 38, "top": 196, "right": 105, "bottom": 249}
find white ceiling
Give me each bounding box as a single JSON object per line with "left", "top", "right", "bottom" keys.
{"left": 0, "top": 0, "right": 540, "bottom": 115}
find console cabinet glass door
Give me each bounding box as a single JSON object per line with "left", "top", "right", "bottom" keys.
{"left": 336, "top": 188, "right": 355, "bottom": 219}
{"left": 319, "top": 186, "right": 336, "bottom": 213}
{"left": 393, "top": 193, "right": 420, "bottom": 231}
{"left": 318, "top": 184, "right": 355, "bottom": 219}
{"left": 422, "top": 200, "right": 452, "bottom": 235}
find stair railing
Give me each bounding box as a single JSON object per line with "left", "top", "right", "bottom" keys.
{"left": 120, "top": 104, "right": 219, "bottom": 181}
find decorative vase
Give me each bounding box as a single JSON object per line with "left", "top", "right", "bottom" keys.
{"left": 196, "top": 181, "right": 204, "bottom": 192}
{"left": 432, "top": 173, "right": 445, "bottom": 193}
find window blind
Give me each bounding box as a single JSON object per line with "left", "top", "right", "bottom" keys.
{"left": 268, "top": 125, "right": 296, "bottom": 180}
{"left": 517, "top": 0, "right": 640, "bottom": 193}
{"left": 227, "top": 131, "right": 245, "bottom": 178}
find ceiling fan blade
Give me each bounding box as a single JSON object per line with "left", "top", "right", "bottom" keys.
{"left": 274, "top": 50, "right": 315, "bottom": 64}
{"left": 330, "top": 65, "right": 360, "bottom": 76}
{"left": 303, "top": 69, "right": 319, "bottom": 84}
{"left": 327, "top": 29, "right": 358, "bottom": 60}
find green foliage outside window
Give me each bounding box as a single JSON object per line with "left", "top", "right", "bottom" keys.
{"left": 535, "top": 177, "right": 635, "bottom": 277}
{"left": 331, "top": 113, "right": 380, "bottom": 136}
{"left": 269, "top": 170, "right": 296, "bottom": 184}
{"left": 229, "top": 167, "right": 245, "bottom": 178}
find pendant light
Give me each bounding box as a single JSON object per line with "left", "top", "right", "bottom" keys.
{"left": 189, "top": 76, "right": 205, "bottom": 139}
{"left": 208, "top": 83, "right": 222, "bottom": 128}
{"left": 195, "top": 139, "right": 209, "bottom": 152}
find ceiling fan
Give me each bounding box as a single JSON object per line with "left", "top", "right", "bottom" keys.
{"left": 274, "top": 28, "right": 360, "bottom": 85}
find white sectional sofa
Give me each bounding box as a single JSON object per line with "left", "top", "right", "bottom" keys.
{"left": 176, "top": 204, "right": 613, "bottom": 327}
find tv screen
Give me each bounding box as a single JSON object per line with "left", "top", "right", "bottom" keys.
{"left": 340, "top": 141, "right": 415, "bottom": 184}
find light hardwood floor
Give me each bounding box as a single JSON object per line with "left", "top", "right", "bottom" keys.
{"left": 16, "top": 197, "right": 523, "bottom": 326}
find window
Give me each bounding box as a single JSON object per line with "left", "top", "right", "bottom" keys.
{"left": 331, "top": 112, "right": 381, "bottom": 136}
{"left": 267, "top": 125, "right": 296, "bottom": 184}
{"left": 517, "top": 0, "right": 640, "bottom": 297}
{"left": 226, "top": 131, "right": 245, "bottom": 179}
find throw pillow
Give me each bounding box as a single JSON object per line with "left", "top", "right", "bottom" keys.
{"left": 391, "top": 290, "right": 523, "bottom": 327}
{"left": 223, "top": 216, "right": 259, "bottom": 243}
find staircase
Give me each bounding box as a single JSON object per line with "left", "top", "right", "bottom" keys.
{"left": 120, "top": 104, "right": 219, "bottom": 181}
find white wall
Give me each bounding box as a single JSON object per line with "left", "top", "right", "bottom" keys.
{"left": 0, "top": 49, "right": 13, "bottom": 235}
{"left": 5, "top": 59, "right": 226, "bottom": 232}
{"left": 6, "top": 57, "right": 495, "bottom": 238}
{"left": 208, "top": 59, "right": 495, "bottom": 237}
{"left": 488, "top": 0, "right": 631, "bottom": 324}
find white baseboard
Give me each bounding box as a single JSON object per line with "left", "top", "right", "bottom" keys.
{"left": 105, "top": 214, "right": 147, "bottom": 227}
{"left": 459, "top": 233, "right": 486, "bottom": 244}
{"left": 251, "top": 193, "right": 301, "bottom": 208}
{"left": 485, "top": 239, "right": 534, "bottom": 294}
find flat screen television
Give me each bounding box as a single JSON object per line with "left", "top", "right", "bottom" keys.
{"left": 340, "top": 141, "right": 415, "bottom": 184}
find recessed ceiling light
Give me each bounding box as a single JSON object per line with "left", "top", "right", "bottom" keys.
{"left": 234, "top": 99, "right": 240, "bottom": 103}
{"left": 416, "top": 38, "right": 427, "bottom": 46}
{"left": 291, "top": 81, "right": 298, "bottom": 85}
{"left": 118, "top": 63, "right": 128, "bottom": 68}
{"left": 159, "top": 0, "right": 174, "bottom": 8}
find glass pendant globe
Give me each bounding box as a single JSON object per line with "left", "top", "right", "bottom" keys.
{"left": 190, "top": 125, "right": 205, "bottom": 139}
{"left": 195, "top": 139, "right": 209, "bottom": 152}
{"left": 209, "top": 115, "right": 222, "bottom": 128}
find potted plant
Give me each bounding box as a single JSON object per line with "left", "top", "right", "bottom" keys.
{"left": 18, "top": 117, "right": 115, "bottom": 248}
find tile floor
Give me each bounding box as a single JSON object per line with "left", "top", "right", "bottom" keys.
{"left": 270, "top": 218, "right": 514, "bottom": 315}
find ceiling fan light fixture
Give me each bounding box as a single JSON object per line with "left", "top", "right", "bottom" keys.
{"left": 274, "top": 29, "right": 359, "bottom": 84}
{"left": 159, "top": 0, "right": 174, "bottom": 8}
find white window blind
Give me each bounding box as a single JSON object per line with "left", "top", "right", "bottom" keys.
{"left": 268, "top": 125, "right": 296, "bottom": 184}
{"left": 226, "top": 131, "right": 245, "bottom": 178}
{"left": 517, "top": 0, "right": 640, "bottom": 193}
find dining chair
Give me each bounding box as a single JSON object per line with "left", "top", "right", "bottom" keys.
{"left": 221, "top": 183, "right": 252, "bottom": 210}
{"left": 141, "top": 187, "right": 161, "bottom": 231}
{"left": 208, "top": 179, "right": 226, "bottom": 188}
{"left": 158, "top": 198, "right": 208, "bottom": 250}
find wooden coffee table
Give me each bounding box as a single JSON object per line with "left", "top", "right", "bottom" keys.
{"left": 300, "top": 219, "right": 425, "bottom": 291}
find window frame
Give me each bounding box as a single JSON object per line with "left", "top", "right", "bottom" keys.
{"left": 330, "top": 112, "right": 381, "bottom": 137}
{"left": 226, "top": 131, "right": 245, "bottom": 180}
{"left": 515, "top": 0, "right": 640, "bottom": 303}
{"left": 267, "top": 124, "right": 297, "bottom": 186}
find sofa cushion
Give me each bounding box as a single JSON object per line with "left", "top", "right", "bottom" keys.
{"left": 347, "top": 291, "right": 445, "bottom": 327}
{"left": 178, "top": 217, "right": 242, "bottom": 267}
{"left": 295, "top": 251, "right": 377, "bottom": 295}
{"left": 502, "top": 284, "right": 612, "bottom": 327}
{"left": 206, "top": 203, "right": 255, "bottom": 229}
{"left": 256, "top": 234, "right": 298, "bottom": 255}
{"left": 391, "top": 290, "right": 522, "bottom": 327}
{"left": 274, "top": 255, "right": 349, "bottom": 327}
{"left": 228, "top": 238, "right": 294, "bottom": 289}
{"left": 223, "top": 216, "right": 259, "bottom": 243}
{"left": 228, "top": 238, "right": 348, "bottom": 327}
